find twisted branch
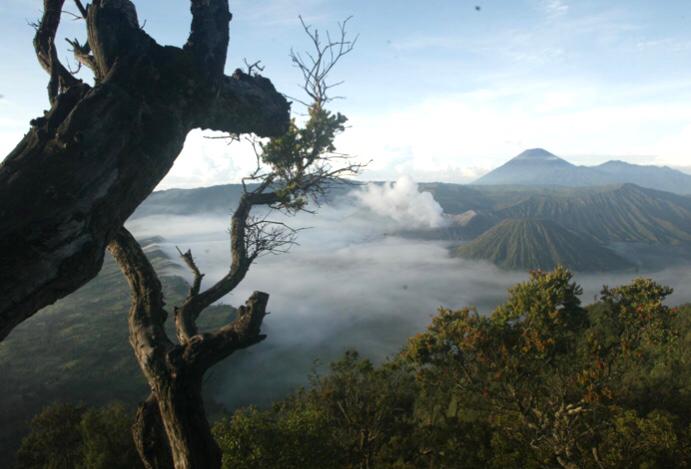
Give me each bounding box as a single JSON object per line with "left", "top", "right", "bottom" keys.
{"left": 33, "top": 0, "right": 83, "bottom": 103}
{"left": 182, "top": 291, "right": 269, "bottom": 370}
{"left": 173, "top": 190, "right": 280, "bottom": 343}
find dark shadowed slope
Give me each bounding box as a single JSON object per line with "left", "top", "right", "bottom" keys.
{"left": 455, "top": 219, "right": 633, "bottom": 271}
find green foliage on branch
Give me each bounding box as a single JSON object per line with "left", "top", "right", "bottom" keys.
{"left": 259, "top": 104, "right": 350, "bottom": 212}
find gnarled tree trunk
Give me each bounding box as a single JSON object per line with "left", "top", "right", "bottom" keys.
{"left": 0, "top": 0, "right": 290, "bottom": 341}
{"left": 108, "top": 188, "right": 274, "bottom": 468}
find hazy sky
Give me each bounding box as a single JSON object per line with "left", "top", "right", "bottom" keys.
{"left": 1, "top": 0, "right": 690, "bottom": 187}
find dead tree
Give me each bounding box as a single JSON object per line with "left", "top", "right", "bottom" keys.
{"left": 0, "top": 0, "right": 290, "bottom": 341}
{"left": 108, "top": 17, "right": 361, "bottom": 469}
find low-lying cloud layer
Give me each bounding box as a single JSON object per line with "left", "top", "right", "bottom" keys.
{"left": 126, "top": 181, "right": 691, "bottom": 408}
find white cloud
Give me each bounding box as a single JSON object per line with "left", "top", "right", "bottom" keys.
{"left": 542, "top": 0, "right": 569, "bottom": 18}
{"left": 0, "top": 100, "right": 36, "bottom": 159}
{"left": 334, "top": 80, "right": 691, "bottom": 183}
{"left": 647, "top": 124, "right": 691, "bottom": 169}
{"left": 159, "top": 130, "right": 261, "bottom": 189}
{"left": 353, "top": 176, "right": 447, "bottom": 229}
{"left": 157, "top": 76, "right": 691, "bottom": 189}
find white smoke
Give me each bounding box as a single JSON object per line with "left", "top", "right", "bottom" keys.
{"left": 353, "top": 176, "right": 446, "bottom": 229}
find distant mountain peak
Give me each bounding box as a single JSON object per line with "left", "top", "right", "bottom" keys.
{"left": 473, "top": 148, "right": 691, "bottom": 194}
{"left": 514, "top": 148, "right": 560, "bottom": 160}
{"left": 508, "top": 148, "right": 572, "bottom": 166}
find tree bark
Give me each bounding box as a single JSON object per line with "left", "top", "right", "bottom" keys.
{"left": 0, "top": 0, "right": 289, "bottom": 341}
{"left": 108, "top": 226, "right": 269, "bottom": 468}
{"left": 154, "top": 378, "right": 221, "bottom": 469}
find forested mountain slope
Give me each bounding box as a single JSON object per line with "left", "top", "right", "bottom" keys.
{"left": 494, "top": 184, "right": 691, "bottom": 244}
{"left": 455, "top": 218, "right": 633, "bottom": 271}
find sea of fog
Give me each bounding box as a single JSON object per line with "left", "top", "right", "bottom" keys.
{"left": 126, "top": 178, "right": 691, "bottom": 408}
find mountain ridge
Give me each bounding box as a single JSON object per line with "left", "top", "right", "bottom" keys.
{"left": 493, "top": 183, "right": 691, "bottom": 244}
{"left": 473, "top": 148, "right": 691, "bottom": 194}
{"left": 133, "top": 181, "right": 691, "bottom": 271}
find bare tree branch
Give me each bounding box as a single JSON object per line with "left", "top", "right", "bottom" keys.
{"left": 243, "top": 58, "right": 265, "bottom": 75}
{"left": 173, "top": 247, "right": 205, "bottom": 343}
{"left": 0, "top": 1, "right": 290, "bottom": 342}
{"left": 176, "top": 247, "right": 204, "bottom": 298}
{"left": 244, "top": 216, "right": 302, "bottom": 259}
{"left": 172, "top": 189, "right": 282, "bottom": 343}
{"left": 61, "top": 9, "right": 83, "bottom": 21}
{"left": 289, "top": 15, "right": 358, "bottom": 106}
{"left": 33, "top": 0, "right": 83, "bottom": 103}
{"left": 85, "top": 0, "right": 148, "bottom": 78}
{"left": 173, "top": 15, "right": 364, "bottom": 349}
{"left": 73, "top": 0, "right": 88, "bottom": 18}
{"left": 109, "top": 225, "right": 270, "bottom": 467}
{"left": 65, "top": 37, "right": 99, "bottom": 78}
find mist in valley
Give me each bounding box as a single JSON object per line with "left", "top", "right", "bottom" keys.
{"left": 127, "top": 179, "right": 691, "bottom": 408}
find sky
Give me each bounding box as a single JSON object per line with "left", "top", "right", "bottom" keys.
{"left": 1, "top": 0, "right": 691, "bottom": 188}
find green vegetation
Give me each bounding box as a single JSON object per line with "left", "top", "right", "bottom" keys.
{"left": 208, "top": 269, "right": 690, "bottom": 468}
{"left": 14, "top": 402, "right": 142, "bottom": 469}
{"left": 20, "top": 269, "right": 689, "bottom": 468}
{"left": 455, "top": 219, "right": 633, "bottom": 271}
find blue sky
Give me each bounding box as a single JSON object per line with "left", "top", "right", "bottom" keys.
{"left": 1, "top": 0, "right": 690, "bottom": 187}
